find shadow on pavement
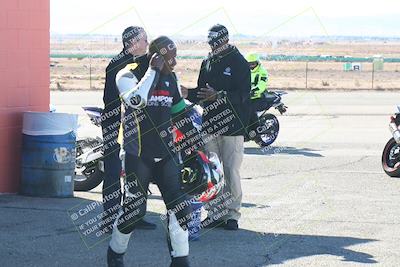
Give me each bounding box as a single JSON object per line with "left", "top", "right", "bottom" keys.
{"left": 258, "top": 233, "right": 377, "bottom": 265}
{"left": 0, "top": 194, "right": 377, "bottom": 266}
{"left": 196, "top": 228, "right": 377, "bottom": 266}
{"left": 245, "top": 146, "right": 324, "bottom": 158}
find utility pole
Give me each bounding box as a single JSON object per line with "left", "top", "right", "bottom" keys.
{"left": 305, "top": 61, "right": 308, "bottom": 89}
{"left": 371, "top": 63, "right": 375, "bottom": 89}
{"left": 89, "top": 41, "right": 92, "bottom": 89}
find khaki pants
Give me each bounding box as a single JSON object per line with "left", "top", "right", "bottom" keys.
{"left": 205, "top": 135, "right": 244, "bottom": 221}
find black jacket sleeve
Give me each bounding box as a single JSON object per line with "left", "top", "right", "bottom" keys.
{"left": 102, "top": 62, "right": 122, "bottom": 126}
{"left": 187, "top": 60, "right": 207, "bottom": 103}
{"left": 229, "top": 55, "right": 251, "bottom": 106}
{"left": 228, "top": 55, "right": 251, "bottom": 129}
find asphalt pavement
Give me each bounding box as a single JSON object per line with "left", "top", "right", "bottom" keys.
{"left": 1, "top": 90, "right": 399, "bottom": 266}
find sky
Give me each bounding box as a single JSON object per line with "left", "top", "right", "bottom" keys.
{"left": 50, "top": 0, "right": 400, "bottom": 37}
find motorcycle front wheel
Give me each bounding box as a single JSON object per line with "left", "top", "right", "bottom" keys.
{"left": 74, "top": 139, "right": 104, "bottom": 191}
{"left": 74, "top": 163, "right": 104, "bottom": 191}
{"left": 252, "top": 114, "right": 280, "bottom": 147}
{"left": 382, "top": 137, "right": 400, "bottom": 177}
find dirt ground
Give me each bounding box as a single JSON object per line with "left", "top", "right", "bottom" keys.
{"left": 50, "top": 40, "right": 400, "bottom": 91}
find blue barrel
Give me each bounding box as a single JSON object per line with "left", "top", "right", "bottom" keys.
{"left": 20, "top": 112, "right": 78, "bottom": 197}
{"left": 188, "top": 201, "right": 203, "bottom": 241}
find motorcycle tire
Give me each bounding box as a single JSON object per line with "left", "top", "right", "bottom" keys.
{"left": 253, "top": 114, "right": 280, "bottom": 147}
{"left": 382, "top": 137, "right": 400, "bottom": 177}
{"left": 74, "top": 138, "right": 104, "bottom": 191}
{"left": 74, "top": 164, "right": 104, "bottom": 191}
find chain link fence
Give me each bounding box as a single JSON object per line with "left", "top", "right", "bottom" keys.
{"left": 50, "top": 37, "right": 400, "bottom": 90}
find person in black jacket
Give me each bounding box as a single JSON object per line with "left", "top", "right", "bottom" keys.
{"left": 182, "top": 24, "right": 251, "bottom": 230}
{"left": 101, "top": 26, "right": 155, "bottom": 233}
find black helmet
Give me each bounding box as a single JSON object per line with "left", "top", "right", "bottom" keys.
{"left": 181, "top": 150, "right": 224, "bottom": 202}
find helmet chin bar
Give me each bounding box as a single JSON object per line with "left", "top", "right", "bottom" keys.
{"left": 181, "top": 151, "right": 225, "bottom": 202}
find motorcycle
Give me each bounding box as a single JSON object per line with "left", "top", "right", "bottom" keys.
{"left": 246, "top": 90, "right": 288, "bottom": 147}
{"left": 382, "top": 106, "right": 400, "bottom": 177}
{"left": 74, "top": 107, "right": 105, "bottom": 191}
{"left": 73, "top": 91, "right": 288, "bottom": 190}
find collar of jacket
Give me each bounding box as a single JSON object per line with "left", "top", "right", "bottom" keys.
{"left": 133, "top": 54, "right": 149, "bottom": 65}
{"left": 251, "top": 64, "right": 261, "bottom": 73}
{"left": 120, "top": 49, "right": 133, "bottom": 58}
{"left": 133, "top": 54, "right": 150, "bottom": 76}
{"left": 208, "top": 44, "right": 236, "bottom": 60}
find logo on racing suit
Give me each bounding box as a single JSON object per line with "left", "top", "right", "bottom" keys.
{"left": 147, "top": 90, "right": 173, "bottom": 107}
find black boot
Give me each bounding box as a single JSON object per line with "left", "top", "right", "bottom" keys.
{"left": 201, "top": 216, "right": 225, "bottom": 229}
{"left": 107, "top": 247, "right": 125, "bottom": 267}
{"left": 170, "top": 256, "right": 190, "bottom": 267}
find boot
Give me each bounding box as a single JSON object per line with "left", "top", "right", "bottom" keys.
{"left": 107, "top": 246, "right": 125, "bottom": 267}
{"left": 170, "top": 256, "right": 190, "bottom": 267}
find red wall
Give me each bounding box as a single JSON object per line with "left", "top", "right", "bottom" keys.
{"left": 0, "top": 0, "right": 50, "bottom": 193}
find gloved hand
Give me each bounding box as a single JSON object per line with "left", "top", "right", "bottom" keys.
{"left": 250, "top": 89, "right": 258, "bottom": 99}
{"left": 197, "top": 83, "right": 218, "bottom": 101}
{"left": 150, "top": 53, "right": 165, "bottom": 71}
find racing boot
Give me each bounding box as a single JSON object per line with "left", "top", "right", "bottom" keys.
{"left": 107, "top": 247, "right": 125, "bottom": 267}
{"left": 167, "top": 213, "right": 190, "bottom": 267}
{"left": 170, "top": 256, "right": 190, "bottom": 267}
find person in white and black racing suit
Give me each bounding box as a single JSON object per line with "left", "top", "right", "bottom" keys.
{"left": 107, "top": 36, "right": 196, "bottom": 267}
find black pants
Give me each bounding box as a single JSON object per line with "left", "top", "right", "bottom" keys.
{"left": 117, "top": 153, "right": 191, "bottom": 234}
{"left": 102, "top": 147, "right": 122, "bottom": 217}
